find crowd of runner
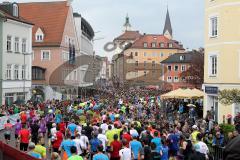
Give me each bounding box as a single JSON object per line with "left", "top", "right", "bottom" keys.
{"left": 2, "top": 89, "right": 240, "bottom": 160}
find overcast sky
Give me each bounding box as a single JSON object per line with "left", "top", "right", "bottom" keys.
{"left": 2, "top": 0, "right": 204, "bottom": 60}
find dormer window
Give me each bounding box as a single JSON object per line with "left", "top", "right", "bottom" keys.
{"left": 180, "top": 55, "right": 185, "bottom": 61}
{"left": 151, "top": 42, "right": 156, "bottom": 48}
{"left": 35, "top": 28, "right": 44, "bottom": 42}
{"left": 169, "top": 43, "right": 173, "bottom": 48}
{"left": 13, "top": 3, "right": 19, "bottom": 17}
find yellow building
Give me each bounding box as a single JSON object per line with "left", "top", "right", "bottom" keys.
{"left": 203, "top": 0, "right": 240, "bottom": 123}
{"left": 112, "top": 9, "right": 185, "bottom": 87}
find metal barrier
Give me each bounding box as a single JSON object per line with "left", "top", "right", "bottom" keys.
{"left": 0, "top": 141, "right": 39, "bottom": 160}
{"left": 213, "top": 146, "right": 224, "bottom": 160}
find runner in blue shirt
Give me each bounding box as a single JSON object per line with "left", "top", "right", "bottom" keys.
{"left": 151, "top": 131, "right": 162, "bottom": 153}
{"left": 130, "top": 135, "right": 142, "bottom": 160}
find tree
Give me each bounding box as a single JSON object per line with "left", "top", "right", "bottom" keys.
{"left": 180, "top": 49, "right": 204, "bottom": 86}
{"left": 219, "top": 89, "right": 240, "bottom": 105}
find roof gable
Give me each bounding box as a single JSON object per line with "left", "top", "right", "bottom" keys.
{"left": 114, "top": 31, "right": 141, "bottom": 41}
{"left": 19, "top": 1, "right": 69, "bottom": 47}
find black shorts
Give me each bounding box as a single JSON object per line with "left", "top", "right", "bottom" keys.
{"left": 4, "top": 134, "right": 11, "bottom": 140}
{"left": 20, "top": 143, "right": 28, "bottom": 151}
{"left": 15, "top": 134, "right": 18, "bottom": 139}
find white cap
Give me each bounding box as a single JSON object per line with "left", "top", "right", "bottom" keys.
{"left": 192, "top": 125, "right": 198, "bottom": 129}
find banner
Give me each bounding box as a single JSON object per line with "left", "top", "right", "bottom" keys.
{"left": 0, "top": 114, "right": 19, "bottom": 130}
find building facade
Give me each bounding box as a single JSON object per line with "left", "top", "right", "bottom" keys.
{"left": 112, "top": 9, "right": 185, "bottom": 88}
{"left": 0, "top": 2, "right": 33, "bottom": 106}
{"left": 161, "top": 52, "right": 201, "bottom": 90}
{"left": 19, "top": 1, "right": 80, "bottom": 101}
{"left": 203, "top": 0, "right": 240, "bottom": 123}
{"left": 73, "top": 13, "right": 95, "bottom": 89}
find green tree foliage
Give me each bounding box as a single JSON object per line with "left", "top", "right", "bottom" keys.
{"left": 219, "top": 89, "right": 240, "bottom": 105}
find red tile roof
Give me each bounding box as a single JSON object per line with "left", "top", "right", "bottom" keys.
{"left": 114, "top": 31, "right": 142, "bottom": 41}
{"left": 19, "top": 1, "right": 69, "bottom": 47}
{"left": 0, "top": 8, "right": 33, "bottom": 25}
{"left": 131, "top": 34, "right": 184, "bottom": 50}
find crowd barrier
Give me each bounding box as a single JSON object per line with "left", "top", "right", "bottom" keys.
{"left": 213, "top": 146, "right": 224, "bottom": 160}
{"left": 0, "top": 141, "right": 39, "bottom": 160}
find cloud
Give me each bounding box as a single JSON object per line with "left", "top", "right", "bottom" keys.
{"left": 1, "top": 0, "right": 204, "bottom": 59}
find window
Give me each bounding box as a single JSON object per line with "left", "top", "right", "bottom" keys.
{"left": 174, "top": 76, "right": 179, "bottom": 82}
{"left": 174, "top": 65, "right": 179, "bottom": 71}
{"left": 143, "top": 42, "right": 148, "bottom": 48}
{"left": 32, "top": 51, "right": 34, "bottom": 61}
{"left": 181, "top": 65, "right": 186, "bottom": 71}
{"left": 161, "top": 53, "right": 164, "bottom": 57}
{"left": 160, "top": 43, "right": 164, "bottom": 48}
{"left": 144, "top": 52, "right": 147, "bottom": 57}
{"left": 14, "top": 65, "right": 19, "bottom": 80}
{"left": 181, "top": 77, "right": 186, "bottom": 81}
{"left": 144, "top": 71, "right": 147, "bottom": 77}
{"left": 210, "top": 17, "right": 218, "bottom": 37}
{"left": 180, "top": 55, "right": 185, "bottom": 61}
{"left": 32, "top": 66, "right": 45, "bottom": 80}
{"left": 151, "top": 42, "right": 156, "bottom": 48}
{"left": 36, "top": 34, "right": 43, "bottom": 42}
{"left": 22, "top": 65, "right": 26, "bottom": 80}
{"left": 6, "top": 64, "right": 12, "bottom": 80}
{"left": 41, "top": 50, "right": 50, "bottom": 61}
{"left": 135, "top": 52, "right": 138, "bottom": 56}
{"left": 22, "top": 39, "right": 27, "bottom": 53}
{"left": 62, "top": 51, "right": 69, "bottom": 61}
{"left": 74, "top": 70, "right": 77, "bottom": 80}
{"left": 209, "top": 55, "right": 217, "bottom": 76}
{"left": 169, "top": 43, "right": 173, "bottom": 48}
{"left": 7, "top": 36, "right": 12, "bottom": 52}
{"left": 15, "top": 37, "right": 19, "bottom": 53}
{"left": 152, "top": 61, "right": 155, "bottom": 67}
{"left": 152, "top": 70, "right": 156, "bottom": 76}
{"left": 167, "top": 65, "right": 172, "bottom": 71}
{"left": 144, "top": 61, "right": 147, "bottom": 67}
{"left": 167, "top": 76, "right": 172, "bottom": 82}
{"left": 13, "top": 3, "right": 18, "bottom": 17}
{"left": 135, "top": 61, "right": 138, "bottom": 66}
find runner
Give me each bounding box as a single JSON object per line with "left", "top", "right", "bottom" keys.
{"left": 4, "top": 119, "right": 13, "bottom": 144}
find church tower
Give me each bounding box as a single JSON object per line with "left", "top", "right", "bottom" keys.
{"left": 123, "top": 14, "right": 131, "bottom": 31}
{"left": 163, "top": 8, "right": 173, "bottom": 39}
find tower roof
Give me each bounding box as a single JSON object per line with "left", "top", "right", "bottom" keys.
{"left": 123, "top": 14, "right": 131, "bottom": 31}
{"left": 163, "top": 8, "right": 172, "bottom": 37}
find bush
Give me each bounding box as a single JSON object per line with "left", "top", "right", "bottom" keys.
{"left": 219, "top": 124, "right": 235, "bottom": 135}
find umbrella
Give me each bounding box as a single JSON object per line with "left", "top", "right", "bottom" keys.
{"left": 187, "top": 104, "right": 196, "bottom": 107}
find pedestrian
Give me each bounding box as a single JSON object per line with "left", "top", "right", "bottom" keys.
{"left": 19, "top": 123, "right": 31, "bottom": 151}
{"left": 129, "top": 134, "right": 142, "bottom": 160}
{"left": 67, "top": 146, "right": 84, "bottom": 160}
{"left": 110, "top": 134, "right": 122, "bottom": 160}
{"left": 119, "top": 139, "right": 131, "bottom": 160}
{"left": 4, "top": 119, "right": 13, "bottom": 144}
{"left": 27, "top": 142, "right": 42, "bottom": 159}
{"left": 93, "top": 145, "right": 109, "bottom": 160}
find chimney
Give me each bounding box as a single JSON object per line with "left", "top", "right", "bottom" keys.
{"left": 67, "top": 0, "right": 73, "bottom": 6}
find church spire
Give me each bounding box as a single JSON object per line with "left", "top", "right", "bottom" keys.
{"left": 123, "top": 14, "right": 131, "bottom": 31}
{"left": 163, "top": 8, "right": 173, "bottom": 39}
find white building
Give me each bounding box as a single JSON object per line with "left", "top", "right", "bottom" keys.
{"left": 73, "top": 13, "right": 95, "bottom": 88}
{"left": 0, "top": 2, "right": 33, "bottom": 105}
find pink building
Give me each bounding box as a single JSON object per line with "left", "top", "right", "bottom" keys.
{"left": 161, "top": 52, "right": 199, "bottom": 90}
{"left": 19, "top": 1, "right": 80, "bottom": 100}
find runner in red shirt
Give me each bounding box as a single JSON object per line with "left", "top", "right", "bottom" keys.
{"left": 52, "top": 126, "right": 64, "bottom": 153}
{"left": 4, "top": 119, "right": 13, "bottom": 144}
{"left": 20, "top": 111, "right": 27, "bottom": 124}
{"left": 122, "top": 129, "right": 132, "bottom": 148}
{"left": 110, "top": 134, "right": 122, "bottom": 160}
{"left": 58, "top": 120, "right": 66, "bottom": 135}
{"left": 19, "top": 124, "right": 31, "bottom": 151}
